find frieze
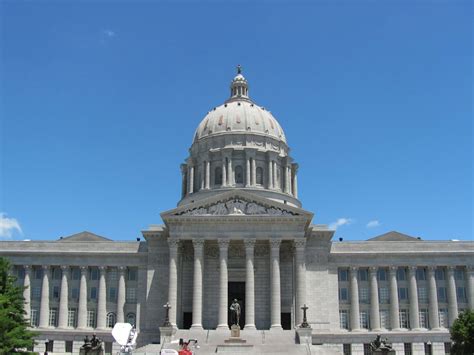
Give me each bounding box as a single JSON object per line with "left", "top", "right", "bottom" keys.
{"left": 175, "top": 198, "right": 298, "bottom": 217}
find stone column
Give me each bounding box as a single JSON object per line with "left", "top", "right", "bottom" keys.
{"left": 191, "top": 239, "right": 204, "bottom": 329}
{"left": 222, "top": 158, "right": 227, "bottom": 187}
{"left": 349, "top": 267, "right": 360, "bottom": 331}
{"left": 295, "top": 239, "right": 307, "bottom": 326}
{"left": 39, "top": 265, "right": 50, "bottom": 328}
{"left": 273, "top": 161, "right": 278, "bottom": 189}
{"left": 181, "top": 164, "right": 187, "bottom": 198}
{"left": 369, "top": 267, "right": 381, "bottom": 331}
{"left": 270, "top": 239, "right": 282, "bottom": 330}
{"left": 246, "top": 157, "right": 251, "bottom": 187}
{"left": 268, "top": 159, "right": 273, "bottom": 189}
{"left": 217, "top": 239, "right": 230, "bottom": 329}
{"left": 188, "top": 165, "right": 194, "bottom": 194}
{"left": 96, "top": 266, "right": 107, "bottom": 329}
{"left": 227, "top": 156, "right": 233, "bottom": 186}
{"left": 467, "top": 266, "right": 474, "bottom": 310}
{"left": 200, "top": 162, "right": 205, "bottom": 190}
{"left": 205, "top": 161, "right": 211, "bottom": 189}
{"left": 244, "top": 239, "right": 256, "bottom": 329}
{"left": 168, "top": 239, "right": 179, "bottom": 327}
{"left": 251, "top": 158, "right": 256, "bottom": 186}
{"left": 23, "top": 265, "right": 32, "bottom": 322}
{"left": 427, "top": 266, "right": 440, "bottom": 330}
{"left": 446, "top": 266, "right": 458, "bottom": 326}
{"left": 293, "top": 170, "right": 298, "bottom": 198}
{"left": 77, "top": 266, "right": 88, "bottom": 329}
{"left": 285, "top": 166, "right": 291, "bottom": 194}
{"left": 117, "top": 266, "right": 126, "bottom": 324}
{"left": 58, "top": 266, "right": 70, "bottom": 329}
{"left": 389, "top": 266, "right": 401, "bottom": 330}
{"left": 408, "top": 266, "right": 420, "bottom": 330}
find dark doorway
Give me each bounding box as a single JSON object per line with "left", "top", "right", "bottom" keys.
{"left": 228, "top": 282, "right": 245, "bottom": 329}
{"left": 182, "top": 312, "right": 192, "bottom": 329}
{"left": 281, "top": 312, "right": 291, "bottom": 330}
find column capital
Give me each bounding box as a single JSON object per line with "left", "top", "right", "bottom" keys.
{"left": 467, "top": 265, "right": 474, "bottom": 273}
{"left": 388, "top": 265, "right": 398, "bottom": 273}
{"left": 168, "top": 238, "right": 180, "bottom": 249}
{"left": 369, "top": 266, "right": 378, "bottom": 275}
{"left": 192, "top": 238, "right": 205, "bottom": 249}
{"left": 217, "top": 238, "right": 230, "bottom": 249}
{"left": 98, "top": 266, "right": 107, "bottom": 271}
{"left": 349, "top": 266, "right": 359, "bottom": 273}
{"left": 24, "top": 265, "right": 32, "bottom": 271}
{"left": 117, "top": 266, "right": 126, "bottom": 273}
{"left": 244, "top": 238, "right": 256, "bottom": 249}
{"left": 80, "top": 266, "right": 88, "bottom": 274}
{"left": 294, "top": 238, "right": 306, "bottom": 249}
{"left": 60, "top": 265, "right": 69, "bottom": 271}
{"left": 446, "top": 265, "right": 456, "bottom": 272}
{"left": 408, "top": 265, "right": 417, "bottom": 273}
{"left": 269, "top": 238, "right": 282, "bottom": 249}
{"left": 427, "top": 265, "right": 437, "bottom": 273}
{"left": 41, "top": 265, "right": 50, "bottom": 270}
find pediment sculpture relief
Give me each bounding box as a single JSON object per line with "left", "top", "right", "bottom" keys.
{"left": 176, "top": 198, "right": 298, "bottom": 217}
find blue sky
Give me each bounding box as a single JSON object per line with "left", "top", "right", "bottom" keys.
{"left": 1, "top": 1, "right": 472, "bottom": 241}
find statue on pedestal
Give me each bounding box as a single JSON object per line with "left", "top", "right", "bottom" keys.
{"left": 79, "top": 334, "right": 103, "bottom": 355}
{"left": 230, "top": 299, "right": 241, "bottom": 327}
{"left": 370, "top": 334, "right": 395, "bottom": 354}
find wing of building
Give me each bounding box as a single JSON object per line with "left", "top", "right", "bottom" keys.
{"left": 1, "top": 69, "right": 473, "bottom": 355}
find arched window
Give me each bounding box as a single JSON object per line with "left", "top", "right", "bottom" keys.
{"left": 256, "top": 167, "right": 264, "bottom": 185}
{"left": 215, "top": 167, "right": 222, "bottom": 185}
{"left": 106, "top": 312, "right": 116, "bottom": 328}
{"left": 235, "top": 165, "right": 243, "bottom": 184}
{"left": 126, "top": 312, "right": 136, "bottom": 326}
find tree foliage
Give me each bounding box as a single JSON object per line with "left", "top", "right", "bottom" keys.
{"left": 0, "top": 257, "right": 37, "bottom": 354}
{"left": 450, "top": 309, "right": 474, "bottom": 355}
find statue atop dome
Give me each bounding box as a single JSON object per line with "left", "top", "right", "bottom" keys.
{"left": 237, "top": 64, "right": 242, "bottom": 74}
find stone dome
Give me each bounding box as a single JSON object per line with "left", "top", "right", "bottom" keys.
{"left": 193, "top": 66, "right": 287, "bottom": 144}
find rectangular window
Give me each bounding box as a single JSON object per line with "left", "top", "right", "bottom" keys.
{"left": 425, "top": 343, "right": 433, "bottom": 355}
{"left": 397, "top": 268, "right": 406, "bottom": 281}
{"left": 32, "top": 286, "right": 41, "bottom": 299}
{"left": 65, "top": 341, "right": 73, "bottom": 352}
{"left": 126, "top": 288, "right": 137, "bottom": 303}
{"left": 359, "top": 311, "right": 369, "bottom": 329}
{"left": 68, "top": 308, "right": 77, "bottom": 328}
{"left": 435, "top": 269, "right": 445, "bottom": 281}
{"left": 34, "top": 268, "right": 43, "bottom": 280}
{"left": 359, "top": 287, "right": 369, "bottom": 303}
{"left": 17, "top": 268, "right": 25, "bottom": 280}
{"left": 72, "top": 268, "right": 80, "bottom": 280}
{"left": 439, "top": 309, "right": 448, "bottom": 328}
{"left": 404, "top": 343, "right": 413, "bottom": 355}
{"left": 90, "top": 287, "right": 97, "bottom": 300}
{"left": 87, "top": 310, "right": 96, "bottom": 328}
{"left": 52, "top": 285, "right": 60, "bottom": 299}
{"left": 49, "top": 308, "right": 58, "bottom": 327}
{"left": 419, "top": 308, "right": 429, "bottom": 328}
{"left": 108, "top": 287, "right": 117, "bottom": 302}
{"left": 358, "top": 269, "right": 368, "bottom": 281}
{"left": 71, "top": 288, "right": 79, "bottom": 300}
{"left": 108, "top": 268, "right": 118, "bottom": 282}
{"left": 377, "top": 269, "right": 387, "bottom": 281}
{"left": 418, "top": 287, "right": 428, "bottom": 303}
{"left": 46, "top": 341, "right": 54, "bottom": 352}
{"left": 105, "top": 342, "right": 113, "bottom": 354}
{"left": 379, "top": 310, "right": 390, "bottom": 329}
{"left": 128, "top": 268, "right": 137, "bottom": 281}
{"left": 438, "top": 287, "right": 447, "bottom": 302}
{"left": 339, "top": 288, "right": 349, "bottom": 302}
{"left": 338, "top": 269, "right": 349, "bottom": 282}
{"left": 52, "top": 267, "right": 61, "bottom": 280}
{"left": 398, "top": 287, "right": 409, "bottom": 301}
{"left": 444, "top": 342, "right": 451, "bottom": 354}
{"left": 456, "top": 287, "right": 467, "bottom": 303}
{"left": 90, "top": 268, "right": 99, "bottom": 280}
{"left": 379, "top": 287, "right": 389, "bottom": 304}
{"left": 454, "top": 269, "right": 464, "bottom": 281}
{"left": 399, "top": 309, "right": 410, "bottom": 329}
{"left": 339, "top": 310, "right": 349, "bottom": 329}
{"left": 30, "top": 309, "right": 39, "bottom": 327}
{"left": 343, "top": 344, "right": 351, "bottom": 355}
{"left": 416, "top": 268, "right": 426, "bottom": 281}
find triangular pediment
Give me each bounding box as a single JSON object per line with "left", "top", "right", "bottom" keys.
{"left": 58, "top": 231, "right": 112, "bottom": 242}
{"left": 367, "top": 231, "right": 420, "bottom": 241}
{"left": 161, "top": 190, "right": 313, "bottom": 220}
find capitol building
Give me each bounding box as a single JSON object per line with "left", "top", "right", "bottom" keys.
{"left": 1, "top": 69, "right": 473, "bottom": 355}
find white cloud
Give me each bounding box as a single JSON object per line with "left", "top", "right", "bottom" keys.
{"left": 366, "top": 220, "right": 381, "bottom": 228}
{"left": 329, "top": 218, "right": 354, "bottom": 230}
{"left": 0, "top": 213, "right": 23, "bottom": 239}
{"left": 102, "top": 29, "right": 116, "bottom": 38}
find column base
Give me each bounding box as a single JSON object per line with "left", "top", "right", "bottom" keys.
{"left": 244, "top": 324, "right": 256, "bottom": 330}
{"left": 217, "top": 324, "right": 229, "bottom": 330}
{"left": 270, "top": 324, "right": 283, "bottom": 331}
{"left": 351, "top": 328, "right": 367, "bottom": 332}
{"left": 371, "top": 328, "right": 383, "bottom": 332}
{"left": 431, "top": 327, "right": 444, "bottom": 331}
{"left": 190, "top": 324, "right": 203, "bottom": 330}
{"left": 411, "top": 328, "right": 424, "bottom": 331}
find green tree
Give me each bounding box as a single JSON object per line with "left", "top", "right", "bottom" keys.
{"left": 450, "top": 309, "right": 474, "bottom": 355}
{"left": 0, "top": 257, "right": 37, "bottom": 354}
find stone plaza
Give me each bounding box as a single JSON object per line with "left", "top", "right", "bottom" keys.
{"left": 1, "top": 69, "right": 473, "bottom": 355}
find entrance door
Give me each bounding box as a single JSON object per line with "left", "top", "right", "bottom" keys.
{"left": 228, "top": 282, "right": 245, "bottom": 329}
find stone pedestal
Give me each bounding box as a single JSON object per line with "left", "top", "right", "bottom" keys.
{"left": 79, "top": 349, "right": 104, "bottom": 355}
{"left": 296, "top": 327, "right": 312, "bottom": 345}
{"left": 159, "top": 326, "right": 177, "bottom": 345}
{"left": 373, "top": 349, "right": 396, "bottom": 355}
{"left": 217, "top": 325, "right": 253, "bottom": 353}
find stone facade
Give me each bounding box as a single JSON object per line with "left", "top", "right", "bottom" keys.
{"left": 1, "top": 70, "right": 472, "bottom": 355}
